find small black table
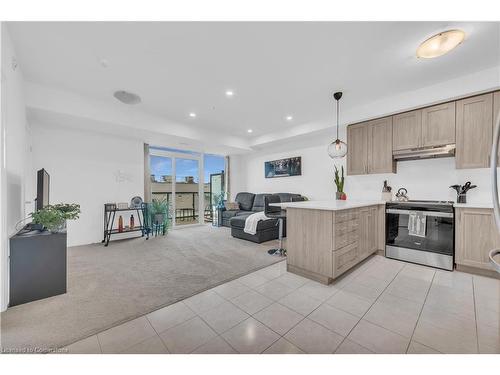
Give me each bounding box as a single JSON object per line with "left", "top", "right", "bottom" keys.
{"left": 102, "top": 204, "right": 149, "bottom": 246}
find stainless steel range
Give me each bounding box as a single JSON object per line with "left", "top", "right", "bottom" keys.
{"left": 385, "top": 200, "right": 454, "bottom": 271}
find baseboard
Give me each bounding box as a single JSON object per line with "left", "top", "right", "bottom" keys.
{"left": 456, "top": 264, "right": 500, "bottom": 279}
{"left": 287, "top": 264, "right": 331, "bottom": 285}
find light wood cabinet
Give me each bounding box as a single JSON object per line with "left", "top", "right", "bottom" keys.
{"left": 358, "top": 206, "right": 378, "bottom": 259}
{"left": 456, "top": 93, "right": 493, "bottom": 169}
{"left": 494, "top": 91, "right": 500, "bottom": 165}
{"left": 368, "top": 117, "right": 395, "bottom": 174}
{"left": 286, "top": 208, "right": 333, "bottom": 279}
{"left": 346, "top": 123, "right": 368, "bottom": 175}
{"left": 455, "top": 207, "right": 500, "bottom": 271}
{"left": 393, "top": 110, "right": 422, "bottom": 150}
{"left": 347, "top": 118, "right": 395, "bottom": 175}
{"left": 286, "top": 205, "right": 384, "bottom": 284}
{"left": 421, "top": 102, "right": 456, "bottom": 147}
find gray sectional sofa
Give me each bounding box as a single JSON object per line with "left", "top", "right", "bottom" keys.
{"left": 221, "top": 192, "right": 306, "bottom": 243}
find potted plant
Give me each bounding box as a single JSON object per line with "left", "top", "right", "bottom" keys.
{"left": 31, "top": 203, "right": 81, "bottom": 233}
{"left": 151, "top": 198, "right": 168, "bottom": 225}
{"left": 334, "top": 165, "right": 347, "bottom": 200}
{"left": 215, "top": 191, "right": 226, "bottom": 209}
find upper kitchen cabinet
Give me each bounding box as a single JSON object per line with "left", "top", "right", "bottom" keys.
{"left": 367, "top": 117, "right": 396, "bottom": 174}
{"left": 494, "top": 91, "right": 500, "bottom": 164}
{"left": 393, "top": 109, "right": 422, "bottom": 150}
{"left": 421, "top": 101, "right": 456, "bottom": 147}
{"left": 456, "top": 93, "right": 493, "bottom": 169}
{"left": 347, "top": 117, "right": 395, "bottom": 175}
{"left": 346, "top": 123, "right": 368, "bottom": 175}
{"left": 495, "top": 91, "right": 500, "bottom": 128}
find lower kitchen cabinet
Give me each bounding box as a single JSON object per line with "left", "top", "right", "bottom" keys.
{"left": 455, "top": 207, "right": 500, "bottom": 272}
{"left": 287, "top": 205, "right": 385, "bottom": 284}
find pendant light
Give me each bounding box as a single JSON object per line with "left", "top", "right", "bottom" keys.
{"left": 327, "top": 91, "right": 348, "bottom": 159}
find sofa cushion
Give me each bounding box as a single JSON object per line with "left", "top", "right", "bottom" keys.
{"left": 252, "top": 193, "right": 272, "bottom": 212}
{"left": 222, "top": 210, "right": 239, "bottom": 220}
{"left": 235, "top": 192, "right": 255, "bottom": 211}
{"left": 230, "top": 213, "right": 278, "bottom": 230}
{"left": 224, "top": 201, "right": 239, "bottom": 210}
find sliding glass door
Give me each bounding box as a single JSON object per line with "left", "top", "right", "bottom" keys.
{"left": 150, "top": 148, "right": 203, "bottom": 227}
{"left": 149, "top": 147, "right": 226, "bottom": 228}
{"left": 174, "top": 157, "right": 200, "bottom": 226}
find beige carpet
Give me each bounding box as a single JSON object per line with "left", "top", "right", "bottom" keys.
{"left": 0, "top": 226, "right": 281, "bottom": 352}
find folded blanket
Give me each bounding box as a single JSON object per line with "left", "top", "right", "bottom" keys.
{"left": 244, "top": 211, "right": 269, "bottom": 235}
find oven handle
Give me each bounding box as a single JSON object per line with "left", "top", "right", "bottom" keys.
{"left": 386, "top": 209, "right": 453, "bottom": 218}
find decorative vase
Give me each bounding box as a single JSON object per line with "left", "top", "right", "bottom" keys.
{"left": 341, "top": 193, "right": 347, "bottom": 200}
{"left": 336, "top": 192, "right": 343, "bottom": 200}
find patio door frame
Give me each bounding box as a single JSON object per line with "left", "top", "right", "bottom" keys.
{"left": 149, "top": 149, "right": 204, "bottom": 228}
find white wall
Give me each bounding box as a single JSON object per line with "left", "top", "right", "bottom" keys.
{"left": 228, "top": 155, "right": 247, "bottom": 201}
{"left": 1, "top": 24, "right": 30, "bottom": 312}
{"left": 31, "top": 123, "right": 144, "bottom": 246}
{"left": 239, "top": 142, "right": 493, "bottom": 205}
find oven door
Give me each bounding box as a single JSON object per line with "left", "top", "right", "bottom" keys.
{"left": 386, "top": 209, "right": 454, "bottom": 256}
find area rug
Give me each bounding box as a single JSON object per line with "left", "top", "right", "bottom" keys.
{"left": 0, "top": 226, "right": 281, "bottom": 352}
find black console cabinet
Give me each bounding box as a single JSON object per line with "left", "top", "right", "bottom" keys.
{"left": 9, "top": 231, "right": 67, "bottom": 307}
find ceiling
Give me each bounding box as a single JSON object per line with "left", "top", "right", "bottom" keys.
{"left": 7, "top": 21, "right": 500, "bottom": 151}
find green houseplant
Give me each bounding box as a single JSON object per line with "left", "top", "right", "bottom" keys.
{"left": 151, "top": 198, "right": 169, "bottom": 225}
{"left": 31, "top": 203, "right": 81, "bottom": 232}
{"left": 334, "top": 165, "right": 346, "bottom": 200}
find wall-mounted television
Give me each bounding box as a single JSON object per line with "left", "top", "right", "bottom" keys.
{"left": 36, "top": 169, "right": 50, "bottom": 211}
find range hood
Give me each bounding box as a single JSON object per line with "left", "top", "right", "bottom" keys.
{"left": 393, "top": 144, "right": 455, "bottom": 161}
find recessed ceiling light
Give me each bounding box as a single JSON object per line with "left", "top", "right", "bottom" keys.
{"left": 113, "top": 90, "right": 141, "bottom": 105}
{"left": 247, "top": 129, "right": 253, "bottom": 133}
{"left": 100, "top": 58, "right": 109, "bottom": 68}
{"left": 417, "top": 29, "right": 465, "bottom": 59}
{"left": 189, "top": 113, "right": 197, "bottom": 118}
{"left": 286, "top": 115, "right": 293, "bottom": 121}
{"left": 225, "top": 90, "right": 234, "bottom": 97}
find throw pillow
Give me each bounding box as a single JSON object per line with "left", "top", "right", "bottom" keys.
{"left": 224, "top": 202, "right": 239, "bottom": 210}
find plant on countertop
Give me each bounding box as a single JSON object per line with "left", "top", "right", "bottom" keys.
{"left": 334, "top": 165, "right": 345, "bottom": 192}
{"left": 31, "top": 203, "right": 81, "bottom": 232}
{"left": 334, "top": 165, "right": 347, "bottom": 200}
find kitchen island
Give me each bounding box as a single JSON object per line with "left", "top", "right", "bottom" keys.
{"left": 274, "top": 200, "right": 386, "bottom": 284}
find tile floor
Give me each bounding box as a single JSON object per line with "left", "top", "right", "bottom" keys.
{"left": 61, "top": 255, "right": 500, "bottom": 354}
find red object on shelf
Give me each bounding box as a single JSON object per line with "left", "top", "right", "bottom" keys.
{"left": 340, "top": 193, "right": 347, "bottom": 200}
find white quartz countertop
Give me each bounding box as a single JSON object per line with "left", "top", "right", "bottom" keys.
{"left": 454, "top": 202, "right": 493, "bottom": 209}
{"left": 270, "top": 200, "right": 386, "bottom": 211}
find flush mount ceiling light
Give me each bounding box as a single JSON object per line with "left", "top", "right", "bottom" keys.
{"left": 286, "top": 115, "right": 293, "bottom": 121}
{"left": 327, "top": 92, "right": 348, "bottom": 159}
{"left": 189, "top": 112, "right": 197, "bottom": 118}
{"left": 247, "top": 129, "right": 253, "bottom": 133}
{"left": 113, "top": 90, "right": 141, "bottom": 105}
{"left": 416, "top": 29, "right": 465, "bottom": 59}
{"left": 225, "top": 90, "right": 234, "bottom": 97}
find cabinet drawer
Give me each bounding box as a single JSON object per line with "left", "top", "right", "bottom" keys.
{"left": 335, "top": 219, "right": 359, "bottom": 236}
{"left": 333, "top": 242, "right": 359, "bottom": 277}
{"left": 334, "top": 227, "right": 359, "bottom": 250}
{"left": 334, "top": 209, "right": 359, "bottom": 223}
